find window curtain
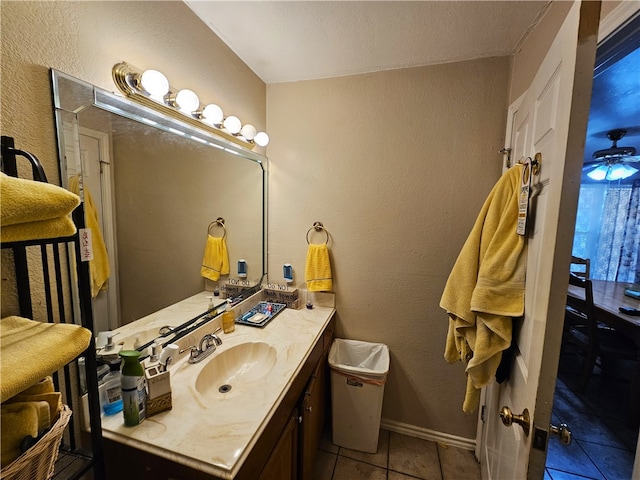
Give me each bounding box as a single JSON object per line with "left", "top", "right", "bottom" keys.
{"left": 586, "top": 180, "right": 640, "bottom": 282}
{"left": 617, "top": 179, "right": 640, "bottom": 283}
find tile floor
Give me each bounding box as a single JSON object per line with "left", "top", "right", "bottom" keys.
{"left": 546, "top": 353, "right": 639, "bottom": 480}
{"left": 313, "top": 426, "right": 481, "bottom": 480}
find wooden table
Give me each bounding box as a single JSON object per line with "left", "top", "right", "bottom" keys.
{"left": 567, "top": 279, "right": 640, "bottom": 424}
{"left": 582, "top": 280, "right": 640, "bottom": 347}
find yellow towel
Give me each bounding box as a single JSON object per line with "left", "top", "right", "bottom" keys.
{"left": 0, "top": 316, "right": 91, "bottom": 403}
{"left": 305, "top": 243, "right": 333, "bottom": 292}
{"left": 0, "top": 216, "right": 77, "bottom": 243}
{"left": 440, "top": 165, "right": 526, "bottom": 413}
{"left": 18, "top": 376, "right": 54, "bottom": 396}
{"left": 7, "top": 392, "right": 62, "bottom": 423}
{"left": 0, "top": 172, "right": 80, "bottom": 226}
{"left": 0, "top": 402, "right": 43, "bottom": 467}
{"left": 68, "top": 175, "right": 110, "bottom": 297}
{"left": 201, "top": 235, "right": 230, "bottom": 281}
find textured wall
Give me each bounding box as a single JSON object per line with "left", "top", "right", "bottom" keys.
{"left": 267, "top": 58, "right": 510, "bottom": 439}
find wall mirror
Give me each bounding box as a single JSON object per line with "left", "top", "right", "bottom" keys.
{"left": 51, "top": 69, "right": 267, "bottom": 339}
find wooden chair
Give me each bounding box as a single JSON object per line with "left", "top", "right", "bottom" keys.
{"left": 570, "top": 255, "right": 590, "bottom": 279}
{"left": 564, "top": 274, "right": 639, "bottom": 396}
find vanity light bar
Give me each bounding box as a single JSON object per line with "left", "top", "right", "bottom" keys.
{"left": 112, "top": 62, "right": 269, "bottom": 149}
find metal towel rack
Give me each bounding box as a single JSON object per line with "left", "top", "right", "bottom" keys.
{"left": 207, "top": 217, "right": 226, "bottom": 238}
{"left": 306, "top": 221, "right": 330, "bottom": 244}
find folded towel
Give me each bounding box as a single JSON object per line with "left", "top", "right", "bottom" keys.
{"left": 18, "top": 376, "right": 54, "bottom": 396}
{"left": 0, "top": 216, "right": 77, "bottom": 243}
{"left": 7, "top": 392, "right": 62, "bottom": 423}
{"left": 0, "top": 172, "right": 80, "bottom": 227}
{"left": 0, "top": 316, "right": 91, "bottom": 403}
{"left": 1, "top": 402, "right": 42, "bottom": 467}
{"left": 305, "top": 243, "right": 333, "bottom": 292}
{"left": 201, "top": 235, "right": 230, "bottom": 281}
{"left": 69, "top": 175, "right": 110, "bottom": 297}
{"left": 440, "top": 165, "right": 526, "bottom": 413}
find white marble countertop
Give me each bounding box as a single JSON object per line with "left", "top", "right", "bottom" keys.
{"left": 100, "top": 290, "right": 335, "bottom": 479}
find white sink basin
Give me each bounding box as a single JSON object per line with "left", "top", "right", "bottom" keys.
{"left": 195, "top": 342, "right": 277, "bottom": 396}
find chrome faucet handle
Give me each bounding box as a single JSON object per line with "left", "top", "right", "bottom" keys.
{"left": 159, "top": 325, "right": 176, "bottom": 336}
{"left": 210, "top": 327, "right": 223, "bottom": 346}
{"left": 179, "top": 345, "right": 199, "bottom": 359}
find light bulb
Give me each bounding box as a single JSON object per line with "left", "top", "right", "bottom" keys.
{"left": 240, "top": 124, "right": 257, "bottom": 141}
{"left": 175, "top": 89, "right": 199, "bottom": 114}
{"left": 201, "top": 104, "right": 224, "bottom": 125}
{"left": 139, "top": 70, "right": 169, "bottom": 99}
{"left": 223, "top": 116, "right": 242, "bottom": 134}
{"left": 254, "top": 131, "right": 269, "bottom": 147}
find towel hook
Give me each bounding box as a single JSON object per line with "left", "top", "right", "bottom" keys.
{"left": 306, "top": 221, "right": 329, "bottom": 244}
{"left": 207, "top": 217, "right": 226, "bottom": 239}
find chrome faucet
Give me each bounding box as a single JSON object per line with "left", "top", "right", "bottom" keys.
{"left": 179, "top": 327, "right": 223, "bottom": 364}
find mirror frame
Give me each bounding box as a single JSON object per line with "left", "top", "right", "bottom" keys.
{"left": 50, "top": 69, "right": 268, "bottom": 342}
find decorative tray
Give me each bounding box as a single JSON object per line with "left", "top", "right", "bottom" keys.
{"left": 235, "top": 301, "right": 286, "bottom": 328}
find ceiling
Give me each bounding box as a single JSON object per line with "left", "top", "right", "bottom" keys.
{"left": 185, "top": 1, "right": 639, "bottom": 172}
{"left": 184, "top": 1, "right": 549, "bottom": 83}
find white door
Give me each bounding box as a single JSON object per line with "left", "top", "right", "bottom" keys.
{"left": 479, "top": 2, "right": 600, "bottom": 479}
{"left": 78, "top": 128, "right": 119, "bottom": 332}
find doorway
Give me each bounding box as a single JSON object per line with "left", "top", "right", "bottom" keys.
{"left": 546, "top": 8, "right": 640, "bottom": 480}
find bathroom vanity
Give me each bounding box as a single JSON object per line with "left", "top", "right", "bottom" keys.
{"left": 101, "top": 291, "right": 335, "bottom": 480}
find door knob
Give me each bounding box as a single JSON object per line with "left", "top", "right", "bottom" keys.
{"left": 550, "top": 422, "right": 572, "bottom": 445}
{"left": 500, "top": 406, "right": 530, "bottom": 437}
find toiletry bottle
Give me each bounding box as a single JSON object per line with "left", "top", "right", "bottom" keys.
{"left": 222, "top": 299, "right": 235, "bottom": 334}
{"left": 120, "top": 350, "right": 146, "bottom": 426}
{"left": 99, "top": 361, "right": 123, "bottom": 416}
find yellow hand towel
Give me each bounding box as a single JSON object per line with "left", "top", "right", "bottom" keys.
{"left": 201, "top": 235, "right": 230, "bottom": 281}
{"left": 0, "top": 316, "right": 91, "bottom": 403}
{"left": 305, "top": 243, "right": 333, "bottom": 292}
{"left": 0, "top": 216, "right": 77, "bottom": 243}
{"left": 0, "top": 172, "right": 80, "bottom": 227}
{"left": 68, "top": 175, "right": 110, "bottom": 297}
{"left": 440, "top": 165, "right": 526, "bottom": 414}
{"left": 1, "top": 402, "right": 42, "bottom": 467}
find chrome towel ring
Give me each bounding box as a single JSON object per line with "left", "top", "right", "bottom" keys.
{"left": 306, "top": 221, "right": 329, "bottom": 244}
{"left": 207, "top": 217, "right": 226, "bottom": 239}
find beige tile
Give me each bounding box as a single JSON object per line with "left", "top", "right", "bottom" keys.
{"left": 437, "top": 443, "right": 481, "bottom": 480}
{"left": 332, "top": 456, "right": 387, "bottom": 480}
{"left": 313, "top": 450, "right": 337, "bottom": 480}
{"left": 389, "top": 432, "right": 442, "bottom": 479}
{"left": 339, "top": 429, "right": 389, "bottom": 468}
{"left": 389, "top": 471, "right": 423, "bottom": 480}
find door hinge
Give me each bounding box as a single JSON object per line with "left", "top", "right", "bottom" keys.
{"left": 481, "top": 405, "right": 486, "bottom": 422}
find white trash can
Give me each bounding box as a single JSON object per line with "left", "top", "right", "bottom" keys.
{"left": 328, "top": 338, "right": 390, "bottom": 453}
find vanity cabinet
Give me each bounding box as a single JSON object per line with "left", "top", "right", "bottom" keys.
{"left": 258, "top": 410, "right": 298, "bottom": 480}
{"left": 103, "top": 314, "right": 335, "bottom": 480}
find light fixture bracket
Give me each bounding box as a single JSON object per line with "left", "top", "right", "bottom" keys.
{"left": 112, "top": 62, "right": 259, "bottom": 150}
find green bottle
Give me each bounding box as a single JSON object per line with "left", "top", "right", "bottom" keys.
{"left": 119, "top": 350, "right": 146, "bottom": 426}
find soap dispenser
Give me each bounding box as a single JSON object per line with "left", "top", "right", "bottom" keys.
{"left": 222, "top": 299, "right": 235, "bottom": 334}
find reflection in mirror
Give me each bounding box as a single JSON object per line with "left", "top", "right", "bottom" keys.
{"left": 51, "top": 69, "right": 267, "bottom": 342}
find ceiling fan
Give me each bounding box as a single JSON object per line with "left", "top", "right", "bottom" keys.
{"left": 584, "top": 128, "right": 640, "bottom": 181}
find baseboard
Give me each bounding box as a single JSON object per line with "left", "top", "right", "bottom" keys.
{"left": 380, "top": 418, "right": 476, "bottom": 451}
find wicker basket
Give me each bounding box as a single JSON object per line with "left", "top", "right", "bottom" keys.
{"left": 0, "top": 405, "right": 72, "bottom": 480}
